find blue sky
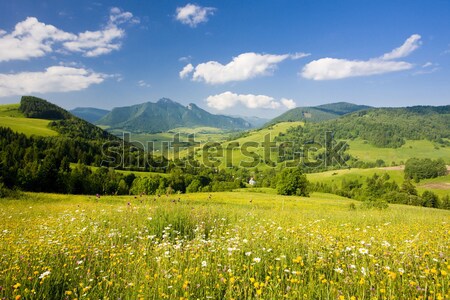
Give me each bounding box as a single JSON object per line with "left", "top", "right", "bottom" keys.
{"left": 0, "top": 0, "right": 449, "bottom": 118}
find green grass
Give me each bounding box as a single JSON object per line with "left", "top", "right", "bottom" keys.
{"left": 307, "top": 167, "right": 450, "bottom": 198}
{"left": 0, "top": 116, "right": 58, "bottom": 137}
{"left": 0, "top": 103, "right": 24, "bottom": 117}
{"left": 69, "top": 163, "right": 170, "bottom": 177}
{"left": 0, "top": 191, "right": 448, "bottom": 299}
{"left": 190, "top": 121, "right": 304, "bottom": 169}
{"left": 347, "top": 139, "right": 450, "bottom": 164}
{"left": 0, "top": 103, "right": 59, "bottom": 137}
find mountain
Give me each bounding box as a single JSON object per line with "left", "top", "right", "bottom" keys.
{"left": 70, "top": 107, "right": 110, "bottom": 123}
{"left": 97, "top": 98, "right": 252, "bottom": 133}
{"left": 19, "top": 96, "right": 117, "bottom": 141}
{"left": 275, "top": 105, "right": 450, "bottom": 149}
{"left": 270, "top": 102, "right": 372, "bottom": 124}
{"left": 229, "top": 115, "right": 270, "bottom": 128}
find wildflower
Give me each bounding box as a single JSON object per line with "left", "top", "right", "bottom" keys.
{"left": 359, "top": 248, "right": 369, "bottom": 255}
{"left": 245, "top": 251, "right": 252, "bottom": 256}
{"left": 13, "top": 283, "right": 21, "bottom": 289}
{"left": 39, "top": 271, "right": 51, "bottom": 279}
{"left": 361, "top": 267, "right": 367, "bottom": 276}
{"left": 253, "top": 257, "right": 261, "bottom": 263}
{"left": 201, "top": 261, "right": 207, "bottom": 268}
{"left": 334, "top": 267, "right": 344, "bottom": 274}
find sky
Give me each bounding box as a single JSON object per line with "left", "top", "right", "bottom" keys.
{"left": 0, "top": 0, "right": 449, "bottom": 118}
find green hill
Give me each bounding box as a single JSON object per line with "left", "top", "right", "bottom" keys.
{"left": 97, "top": 98, "right": 251, "bottom": 133}
{"left": 19, "top": 96, "right": 117, "bottom": 141}
{"left": 0, "top": 103, "right": 59, "bottom": 137}
{"left": 70, "top": 107, "right": 110, "bottom": 123}
{"left": 269, "top": 102, "right": 371, "bottom": 124}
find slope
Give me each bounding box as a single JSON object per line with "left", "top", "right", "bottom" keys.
{"left": 70, "top": 107, "right": 110, "bottom": 123}
{"left": 97, "top": 98, "right": 251, "bottom": 133}
{"left": 269, "top": 102, "right": 371, "bottom": 124}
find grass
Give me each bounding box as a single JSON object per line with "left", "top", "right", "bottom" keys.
{"left": 0, "top": 191, "right": 448, "bottom": 299}
{"left": 0, "top": 103, "right": 59, "bottom": 137}
{"left": 0, "top": 104, "right": 24, "bottom": 117}
{"left": 188, "top": 121, "right": 304, "bottom": 169}
{"left": 347, "top": 139, "right": 450, "bottom": 164}
{"left": 307, "top": 167, "right": 450, "bottom": 198}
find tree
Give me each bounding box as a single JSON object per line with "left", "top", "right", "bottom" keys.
{"left": 422, "top": 190, "right": 440, "bottom": 208}
{"left": 276, "top": 167, "right": 309, "bottom": 196}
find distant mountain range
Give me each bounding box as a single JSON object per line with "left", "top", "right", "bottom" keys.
{"left": 71, "top": 107, "right": 110, "bottom": 123}
{"left": 94, "top": 98, "right": 252, "bottom": 133}
{"left": 269, "top": 102, "right": 372, "bottom": 124}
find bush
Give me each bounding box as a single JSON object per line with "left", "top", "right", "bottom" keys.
{"left": 404, "top": 158, "right": 447, "bottom": 181}
{"left": 276, "top": 167, "right": 309, "bottom": 196}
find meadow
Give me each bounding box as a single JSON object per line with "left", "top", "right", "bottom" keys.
{"left": 0, "top": 104, "right": 58, "bottom": 137}
{"left": 1, "top": 191, "right": 448, "bottom": 299}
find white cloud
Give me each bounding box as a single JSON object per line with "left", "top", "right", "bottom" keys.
{"left": 0, "top": 17, "right": 75, "bottom": 62}
{"left": 179, "top": 63, "right": 194, "bottom": 79}
{"left": 206, "top": 92, "right": 296, "bottom": 110}
{"left": 413, "top": 62, "right": 439, "bottom": 75}
{"left": 185, "top": 52, "right": 290, "bottom": 84}
{"left": 175, "top": 3, "right": 215, "bottom": 27}
{"left": 138, "top": 80, "right": 151, "bottom": 87}
{"left": 63, "top": 7, "right": 138, "bottom": 57}
{"left": 0, "top": 8, "right": 137, "bottom": 61}
{"left": 302, "top": 58, "right": 413, "bottom": 80}
{"left": 290, "top": 52, "right": 311, "bottom": 60}
{"left": 381, "top": 34, "right": 422, "bottom": 60}
{"left": 280, "top": 98, "right": 296, "bottom": 109}
{"left": 301, "top": 34, "right": 421, "bottom": 80}
{"left": 0, "top": 66, "right": 105, "bottom": 97}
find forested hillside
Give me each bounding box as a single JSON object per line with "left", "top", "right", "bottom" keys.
{"left": 276, "top": 105, "right": 450, "bottom": 148}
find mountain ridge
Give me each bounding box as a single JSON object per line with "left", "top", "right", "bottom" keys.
{"left": 96, "top": 98, "right": 252, "bottom": 133}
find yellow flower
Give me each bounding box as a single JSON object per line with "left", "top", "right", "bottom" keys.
{"left": 13, "top": 283, "right": 21, "bottom": 289}
{"left": 65, "top": 291, "right": 73, "bottom": 295}
{"left": 441, "top": 270, "right": 447, "bottom": 276}
{"left": 15, "top": 296, "right": 21, "bottom": 300}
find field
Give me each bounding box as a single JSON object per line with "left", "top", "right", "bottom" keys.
{"left": 188, "top": 122, "right": 304, "bottom": 168}
{"left": 0, "top": 104, "right": 58, "bottom": 137}
{"left": 307, "top": 167, "right": 450, "bottom": 198}
{"left": 347, "top": 139, "right": 450, "bottom": 164}
{"left": 1, "top": 192, "right": 449, "bottom": 299}
{"left": 108, "top": 127, "right": 231, "bottom": 152}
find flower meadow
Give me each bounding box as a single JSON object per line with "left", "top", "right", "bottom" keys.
{"left": 0, "top": 192, "right": 449, "bottom": 299}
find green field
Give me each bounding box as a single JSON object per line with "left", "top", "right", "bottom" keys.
{"left": 0, "top": 103, "right": 59, "bottom": 137}
{"left": 347, "top": 139, "right": 450, "bottom": 164}
{"left": 0, "top": 191, "right": 448, "bottom": 299}
{"left": 189, "top": 121, "right": 304, "bottom": 168}
{"left": 108, "top": 127, "right": 231, "bottom": 152}
{"left": 307, "top": 167, "right": 450, "bottom": 198}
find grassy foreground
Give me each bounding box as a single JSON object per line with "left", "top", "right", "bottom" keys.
{"left": 1, "top": 191, "right": 449, "bottom": 299}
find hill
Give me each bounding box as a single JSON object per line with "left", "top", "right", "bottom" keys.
{"left": 19, "top": 96, "right": 116, "bottom": 140}
{"left": 0, "top": 103, "right": 59, "bottom": 137}
{"left": 269, "top": 102, "right": 371, "bottom": 124}
{"left": 276, "top": 105, "right": 450, "bottom": 148}
{"left": 96, "top": 98, "right": 251, "bottom": 133}
{"left": 70, "top": 107, "right": 110, "bottom": 123}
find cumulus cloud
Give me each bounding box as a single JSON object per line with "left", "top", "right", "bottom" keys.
{"left": 0, "top": 7, "right": 137, "bottom": 61}
{"left": 183, "top": 52, "right": 290, "bottom": 84}
{"left": 179, "top": 63, "right": 194, "bottom": 79}
{"left": 0, "top": 66, "right": 105, "bottom": 97}
{"left": 175, "top": 3, "right": 216, "bottom": 27}
{"left": 301, "top": 34, "right": 421, "bottom": 80}
{"left": 0, "top": 17, "right": 75, "bottom": 62}
{"left": 281, "top": 98, "right": 296, "bottom": 109}
{"left": 206, "top": 92, "right": 296, "bottom": 110}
